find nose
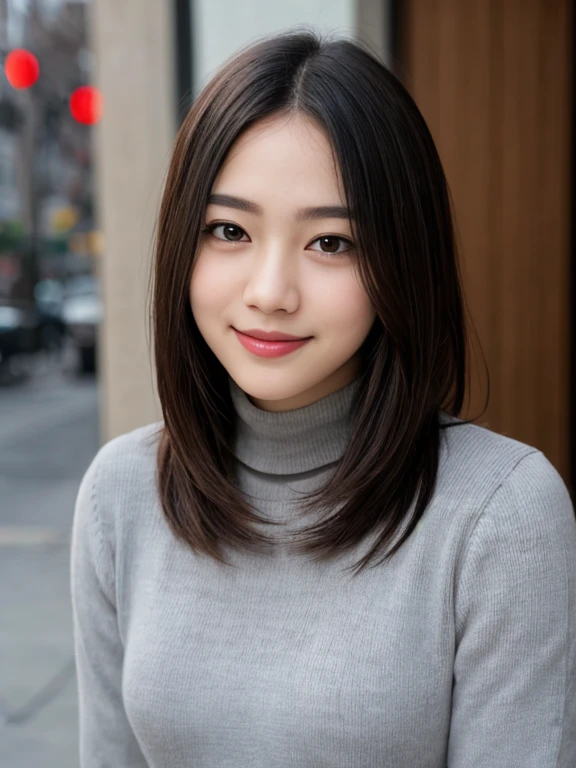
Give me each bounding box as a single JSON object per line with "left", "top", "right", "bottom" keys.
{"left": 242, "top": 252, "right": 301, "bottom": 315}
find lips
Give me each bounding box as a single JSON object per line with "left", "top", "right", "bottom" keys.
{"left": 233, "top": 327, "right": 310, "bottom": 341}
{"left": 233, "top": 328, "right": 312, "bottom": 358}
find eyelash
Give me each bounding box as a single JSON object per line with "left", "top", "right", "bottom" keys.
{"left": 201, "top": 222, "right": 356, "bottom": 259}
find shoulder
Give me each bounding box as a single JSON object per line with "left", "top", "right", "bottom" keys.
{"left": 474, "top": 446, "right": 576, "bottom": 556}
{"left": 430, "top": 415, "right": 575, "bottom": 565}
{"left": 436, "top": 415, "right": 575, "bottom": 578}
{"left": 436, "top": 413, "right": 571, "bottom": 506}
{"left": 90, "top": 420, "right": 164, "bottom": 477}
{"left": 74, "top": 420, "right": 165, "bottom": 533}
{"left": 464, "top": 442, "right": 575, "bottom": 546}
{"left": 451, "top": 441, "right": 576, "bottom": 653}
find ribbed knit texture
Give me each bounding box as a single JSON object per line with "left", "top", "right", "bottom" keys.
{"left": 70, "top": 374, "right": 576, "bottom": 767}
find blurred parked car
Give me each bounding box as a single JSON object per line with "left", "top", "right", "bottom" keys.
{"left": 61, "top": 274, "right": 103, "bottom": 374}
{"left": 0, "top": 290, "right": 67, "bottom": 377}
{"left": 0, "top": 298, "right": 41, "bottom": 375}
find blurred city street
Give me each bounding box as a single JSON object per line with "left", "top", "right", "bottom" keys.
{"left": 0, "top": 349, "right": 99, "bottom": 767}
{"left": 0, "top": 0, "right": 573, "bottom": 765}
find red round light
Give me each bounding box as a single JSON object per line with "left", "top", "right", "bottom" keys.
{"left": 69, "top": 85, "right": 103, "bottom": 125}
{"left": 4, "top": 49, "right": 40, "bottom": 89}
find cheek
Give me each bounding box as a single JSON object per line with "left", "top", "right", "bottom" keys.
{"left": 317, "top": 278, "right": 376, "bottom": 333}
{"left": 189, "top": 256, "right": 230, "bottom": 315}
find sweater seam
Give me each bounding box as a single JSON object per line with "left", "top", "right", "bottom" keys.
{"left": 457, "top": 448, "right": 541, "bottom": 579}
{"left": 454, "top": 448, "right": 541, "bottom": 638}
{"left": 90, "top": 457, "right": 115, "bottom": 602}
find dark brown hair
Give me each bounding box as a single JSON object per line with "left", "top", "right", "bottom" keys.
{"left": 146, "top": 27, "right": 488, "bottom": 577}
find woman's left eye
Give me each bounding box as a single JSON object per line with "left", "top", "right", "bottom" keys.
{"left": 308, "top": 235, "right": 355, "bottom": 257}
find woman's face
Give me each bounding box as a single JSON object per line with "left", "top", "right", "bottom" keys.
{"left": 189, "top": 112, "right": 377, "bottom": 412}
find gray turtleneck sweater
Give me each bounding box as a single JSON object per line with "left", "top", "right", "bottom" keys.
{"left": 70, "top": 376, "right": 576, "bottom": 767}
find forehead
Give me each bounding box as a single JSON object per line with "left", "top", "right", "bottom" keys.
{"left": 213, "top": 114, "right": 345, "bottom": 200}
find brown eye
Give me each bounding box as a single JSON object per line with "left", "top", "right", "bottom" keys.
{"left": 309, "top": 235, "right": 355, "bottom": 258}
{"left": 204, "top": 223, "right": 248, "bottom": 242}
{"left": 221, "top": 224, "right": 244, "bottom": 241}
{"left": 319, "top": 236, "right": 342, "bottom": 253}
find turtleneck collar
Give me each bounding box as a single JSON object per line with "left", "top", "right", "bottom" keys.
{"left": 228, "top": 375, "right": 362, "bottom": 475}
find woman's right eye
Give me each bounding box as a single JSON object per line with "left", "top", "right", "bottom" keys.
{"left": 203, "top": 223, "right": 248, "bottom": 242}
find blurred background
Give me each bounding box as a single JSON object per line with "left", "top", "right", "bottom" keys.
{"left": 0, "top": 0, "right": 573, "bottom": 765}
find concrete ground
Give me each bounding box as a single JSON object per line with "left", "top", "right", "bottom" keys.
{"left": 0, "top": 349, "right": 100, "bottom": 767}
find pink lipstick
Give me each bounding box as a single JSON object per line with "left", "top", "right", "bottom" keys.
{"left": 232, "top": 328, "right": 312, "bottom": 358}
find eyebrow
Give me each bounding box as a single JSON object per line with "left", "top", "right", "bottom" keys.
{"left": 207, "top": 193, "right": 354, "bottom": 221}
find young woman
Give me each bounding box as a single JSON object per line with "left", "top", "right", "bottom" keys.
{"left": 70, "top": 28, "right": 576, "bottom": 768}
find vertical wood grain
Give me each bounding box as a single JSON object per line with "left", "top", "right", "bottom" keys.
{"left": 398, "top": 0, "right": 573, "bottom": 485}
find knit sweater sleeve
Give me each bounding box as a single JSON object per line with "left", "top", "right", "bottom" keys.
{"left": 70, "top": 450, "right": 150, "bottom": 768}
{"left": 448, "top": 450, "right": 576, "bottom": 767}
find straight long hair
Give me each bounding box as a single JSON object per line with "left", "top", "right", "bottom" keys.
{"left": 147, "top": 28, "right": 489, "bottom": 577}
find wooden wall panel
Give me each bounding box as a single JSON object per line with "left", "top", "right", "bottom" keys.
{"left": 397, "top": 0, "right": 573, "bottom": 487}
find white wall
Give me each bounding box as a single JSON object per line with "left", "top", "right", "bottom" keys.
{"left": 192, "top": 0, "right": 392, "bottom": 98}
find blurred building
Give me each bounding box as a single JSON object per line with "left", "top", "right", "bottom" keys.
{"left": 91, "top": 0, "right": 574, "bottom": 489}
{"left": 0, "top": 0, "right": 98, "bottom": 297}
